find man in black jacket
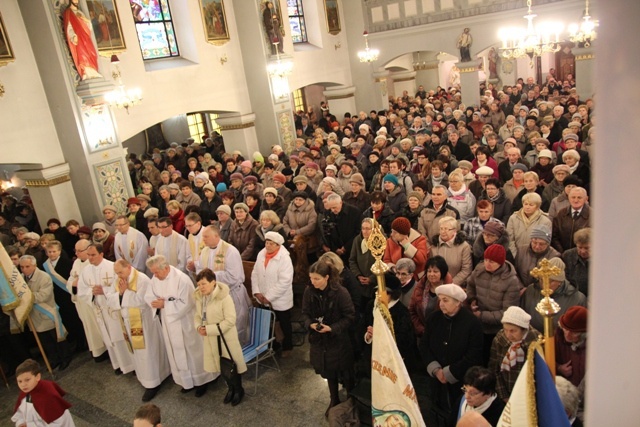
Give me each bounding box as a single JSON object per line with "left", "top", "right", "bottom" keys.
{"left": 320, "top": 194, "right": 361, "bottom": 262}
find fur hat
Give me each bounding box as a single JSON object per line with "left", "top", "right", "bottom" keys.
{"left": 484, "top": 244, "right": 506, "bottom": 265}
{"left": 143, "top": 208, "right": 159, "bottom": 218}
{"left": 501, "top": 306, "right": 531, "bottom": 329}
{"left": 272, "top": 173, "right": 286, "bottom": 184}
{"left": 391, "top": 217, "right": 412, "bottom": 236}
{"left": 483, "top": 221, "right": 505, "bottom": 237}
{"left": 559, "top": 306, "right": 588, "bottom": 333}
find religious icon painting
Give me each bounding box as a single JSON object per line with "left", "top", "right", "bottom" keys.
{"left": 0, "top": 12, "right": 15, "bottom": 64}
{"left": 85, "top": 0, "right": 127, "bottom": 54}
{"left": 324, "top": 0, "right": 340, "bottom": 35}
{"left": 200, "top": 0, "right": 230, "bottom": 45}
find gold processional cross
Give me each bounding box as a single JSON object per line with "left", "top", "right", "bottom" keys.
{"left": 366, "top": 218, "right": 395, "bottom": 339}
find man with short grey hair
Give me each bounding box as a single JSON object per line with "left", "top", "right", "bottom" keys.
{"left": 320, "top": 194, "right": 361, "bottom": 261}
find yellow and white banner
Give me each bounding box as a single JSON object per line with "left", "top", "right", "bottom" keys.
{"left": 371, "top": 301, "right": 425, "bottom": 427}
{"left": 0, "top": 243, "right": 33, "bottom": 330}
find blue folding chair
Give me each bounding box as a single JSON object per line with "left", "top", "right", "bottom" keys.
{"left": 242, "top": 307, "right": 281, "bottom": 395}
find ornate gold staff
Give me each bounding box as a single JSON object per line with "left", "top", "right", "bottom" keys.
{"left": 530, "top": 258, "right": 561, "bottom": 379}
{"left": 366, "top": 218, "right": 394, "bottom": 338}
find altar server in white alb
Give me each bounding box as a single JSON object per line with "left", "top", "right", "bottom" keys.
{"left": 68, "top": 239, "right": 107, "bottom": 362}
{"left": 77, "top": 243, "right": 134, "bottom": 375}
{"left": 108, "top": 259, "right": 172, "bottom": 402}
{"left": 185, "top": 212, "right": 206, "bottom": 275}
{"left": 145, "top": 255, "right": 215, "bottom": 397}
{"left": 154, "top": 217, "right": 188, "bottom": 273}
{"left": 114, "top": 215, "right": 149, "bottom": 273}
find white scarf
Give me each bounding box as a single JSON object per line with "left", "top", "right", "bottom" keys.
{"left": 568, "top": 161, "right": 579, "bottom": 174}
{"left": 501, "top": 331, "right": 528, "bottom": 371}
{"left": 461, "top": 393, "right": 498, "bottom": 416}
{"left": 449, "top": 184, "right": 467, "bottom": 197}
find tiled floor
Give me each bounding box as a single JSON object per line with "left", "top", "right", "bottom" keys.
{"left": 0, "top": 341, "right": 335, "bottom": 427}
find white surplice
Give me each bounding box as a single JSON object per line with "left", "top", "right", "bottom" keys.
{"left": 11, "top": 398, "right": 75, "bottom": 427}
{"left": 155, "top": 231, "right": 188, "bottom": 273}
{"left": 68, "top": 258, "right": 106, "bottom": 357}
{"left": 77, "top": 259, "right": 134, "bottom": 373}
{"left": 114, "top": 227, "right": 149, "bottom": 273}
{"left": 105, "top": 267, "right": 171, "bottom": 388}
{"left": 145, "top": 266, "right": 214, "bottom": 389}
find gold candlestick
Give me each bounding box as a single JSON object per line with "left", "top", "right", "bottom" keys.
{"left": 530, "top": 258, "right": 562, "bottom": 379}
{"left": 366, "top": 218, "right": 394, "bottom": 338}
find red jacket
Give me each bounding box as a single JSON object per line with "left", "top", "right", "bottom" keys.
{"left": 383, "top": 229, "right": 429, "bottom": 278}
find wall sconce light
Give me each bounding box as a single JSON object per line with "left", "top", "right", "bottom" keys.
{"left": 220, "top": 54, "right": 228, "bottom": 65}
{"left": 0, "top": 81, "right": 4, "bottom": 98}
{"left": 335, "top": 42, "right": 341, "bottom": 50}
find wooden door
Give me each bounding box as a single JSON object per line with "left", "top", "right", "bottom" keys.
{"left": 555, "top": 44, "right": 575, "bottom": 83}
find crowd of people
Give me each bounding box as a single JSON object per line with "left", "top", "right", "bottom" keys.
{"left": 1, "top": 71, "right": 591, "bottom": 426}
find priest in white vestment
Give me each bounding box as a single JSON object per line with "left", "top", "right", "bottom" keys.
{"left": 113, "top": 215, "right": 149, "bottom": 273}
{"left": 77, "top": 244, "right": 134, "bottom": 374}
{"left": 185, "top": 212, "right": 205, "bottom": 275}
{"left": 108, "top": 260, "right": 171, "bottom": 402}
{"left": 68, "top": 239, "right": 107, "bottom": 361}
{"left": 146, "top": 255, "right": 215, "bottom": 396}
{"left": 193, "top": 225, "right": 251, "bottom": 345}
{"left": 154, "top": 217, "right": 188, "bottom": 273}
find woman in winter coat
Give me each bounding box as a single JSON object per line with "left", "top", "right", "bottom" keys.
{"left": 228, "top": 203, "right": 258, "bottom": 261}
{"left": 409, "top": 255, "right": 448, "bottom": 338}
{"left": 251, "top": 232, "right": 295, "bottom": 356}
{"left": 260, "top": 187, "right": 287, "bottom": 221}
{"left": 466, "top": 244, "right": 522, "bottom": 365}
{"left": 382, "top": 174, "right": 408, "bottom": 214}
{"left": 478, "top": 178, "right": 513, "bottom": 225}
{"left": 167, "top": 200, "right": 186, "bottom": 234}
{"left": 471, "top": 220, "right": 515, "bottom": 268}
{"left": 429, "top": 216, "right": 473, "bottom": 286}
{"left": 283, "top": 192, "right": 319, "bottom": 282}
{"left": 542, "top": 164, "right": 570, "bottom": 207}
{"left": 253, "top": 210, "right": 287, "bottom": 258}
{"left": 303, "top": 260, "right": 356, "bottom": 418}
{"left": 361, "top": 191, "right": 396, "bottom": 235}
{"left": 348, "top": 218, "right": 376, "bottom": 307}
{"left": 383, "top": 217, "right": 428, "bottom": 281}
{"left": 505, "top": 192, "right": 552, "bottom": 257}
{"left": 488, "top": 307, "right": 539, "bottom": 402}
{"left": 199, "top": 183, "right": 222, "bottom": 225}
{"left": 510, "top": 171, "right": 548, "bottom": 213}
{"left": 194, "top": 268, "right": 248, "bottom": 406}
{"left": 399, "top": 191, "right": 425, "bottom": 229}
{"left": 447, "top": 171, "right": 476, "bottom": 225}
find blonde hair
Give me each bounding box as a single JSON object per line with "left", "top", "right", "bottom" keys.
{"left": 166, "top": 200, "right": 181, "bottom": 211}
{"left": 259, "top": 210, "right": 281, "bottom": 225}
{"left": 523, "top": 171, "right": 540, "bottom": 183}
{"left": 318, "top": 251, "right": 344, "bottom": 272}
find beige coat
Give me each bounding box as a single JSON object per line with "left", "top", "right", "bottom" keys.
{"left": 506, "top": 209, "right": 552, "bottom": 257}
{"left": 194, "top": 282, "right": 247, "bottom": 374}
{"left": 25, "top": 269, "right": 65, "bottom": 334}
{"left": 429, "top": 233, "right": 473, "bottom": 286}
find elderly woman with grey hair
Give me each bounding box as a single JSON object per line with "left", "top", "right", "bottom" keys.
{"left": 430, "top": 216, "right": 473, "bottom": 286}
{"left": 562, "top": 149, "right": 590, "bottom": 195}
{"left": 393, "top": 258, "right": 417, "bottom": 308}
{"left": 505, "top": 192, "right": 552, "bottom": 257}
{"left": 555, "top": 376, "right": 584, "bottom": 426}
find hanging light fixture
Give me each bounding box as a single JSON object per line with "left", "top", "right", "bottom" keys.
{"left": 104, "top": 31, "right": 142, "bottom": 114}
{"left": 357, "top": 31, "right": 379, "bottom": 63}
{"left": 568, "top": 0, "right": 598, "bottom": 47}
{"left": 412, "top": 51, "right": 427, "bottom": 71}
{"left": 498, "top": 0, "right": 563, "bottom": 67}
{"left": 266, "top": 43, "right": 293, "bottom": 78}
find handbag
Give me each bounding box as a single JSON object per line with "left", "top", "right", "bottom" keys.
{"left": 217, "top": 323, "right": 238, "bottom": 381}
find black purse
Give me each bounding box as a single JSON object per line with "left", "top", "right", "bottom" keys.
{"left": 217, "top": 323, "right": 238, "bottom": 381}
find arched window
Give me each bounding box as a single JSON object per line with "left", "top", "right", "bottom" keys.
{"left": 287, "top": 0, "right": 307, "bottom": 44}
{"left": 129, "top": 0, "right": 179, "bottom": 60}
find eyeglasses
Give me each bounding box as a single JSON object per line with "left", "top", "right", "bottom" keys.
{"left": 461, "top": 386, "right": 483, "bottom": 397}
{"left": 396, "top": 272, "right": 412, "bottom": 277}
{"left": 158, "top": 225, "right": 170, "bottom": 229}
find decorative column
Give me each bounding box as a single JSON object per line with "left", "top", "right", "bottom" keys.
{"left": 458, "top": 61, "right": 480, "bottom": 107}
{"left": 372, "top": 69, "right": 390, "bottom": 112}
{"left": 15, "top": 164, "right": 82, "bottom": 229}
{"left": 216, "top": 113, "right": 261, "bottom": 157}
{"left": 323, "top": 85, "right": 357, "bottom": 123}
{"left": 574, "top": 46, "right": 595, "bottom": 99}
{"left": 390, "top": 70, "right": 417, "bottom": 99}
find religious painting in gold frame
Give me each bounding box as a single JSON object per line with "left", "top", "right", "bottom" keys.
{"left": 200, "top": 0, "right": 230, "bottom": 45}
{"left": 324, "top": 0, "right": 340, "bottom": 35}
{"left": 86, "top": 0, "right": 127, "bottom": 54}
{"left": 0, "top": 12, "right": 15, "bottom": 64}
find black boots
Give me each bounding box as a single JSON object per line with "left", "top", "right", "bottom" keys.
{"left": 224, "top": 375, "right": 244, "bottom": 406}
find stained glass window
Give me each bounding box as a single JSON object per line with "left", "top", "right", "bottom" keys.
{"left": 129, "top": 0, "right": 179, "bottom": 60}
{"left": 287, "top": 0, "right": 307, "bottom": 44}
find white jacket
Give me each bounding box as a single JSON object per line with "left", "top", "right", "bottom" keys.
{"left": 251, "top": 246, "right": 294, "bottom": 311}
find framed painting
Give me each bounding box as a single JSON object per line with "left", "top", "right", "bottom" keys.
{"left": 0, "top": 12, "right": 15, "bottom": 64}
{"left": 85, "top": 0, "right": 126, "bottom": 54}
{"left": 324, "top": 0, "right": 340, "bottom": 35}
{"left": 200, "top": 0, "right": 230, "bottom": 45}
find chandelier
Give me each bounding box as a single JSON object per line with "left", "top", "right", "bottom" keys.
{"left": 498, "top": 0, "right": 563, "bottom": 67}
{"left": 568, "top": 0, "right": 598, "bottom": 47}
{"left": 357, "top": 31, "right": 379, "bottom": 63}
{"left": 266, "top": 44, "right": 293, "bottom": 78}
{"left": 412, "top": 51, "right": 427, "bottom": 71}
{"left": 105, "top": 55, "right": 142, "bottom": 114}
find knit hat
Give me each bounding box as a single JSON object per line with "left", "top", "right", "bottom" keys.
{"left": 435, "top": 284, "right": 467, "bottom": 302}
{"left": 253, "top": 152, "right": 264, "bottom": 163}
{"left": 391, "top": 217, "right": 412, "bottom": 236}
{"left": 265, "top": 231, "right": 284, "bottom": 246}
{"left": 203, "top": 183, "right": 216, "bottom": 193}
{"left": 552, "top": 164, "right": 571, "bottom": 175}
{"left": 216, "top": 182, "right": 228, "bottom": 193}
{"left": 484, "top": 244, "right": 506, "bottom": 265}
{"left": 263, "top": 187, "right": 278, "bottom": 197}
{"left": 538, "top": 149, "right": 553, "bottom": 159}
{"left": 92, "top": 222, "right": 107, "bottom": 232}
{"left": 168, "top": 183, "right": 180, "bottom": 191}
{"left": 475, "top": 166, "right": 494, "bottom": 176}
{"left": 195, "top": 172, "right": 209, "bottom": 183}
{"left": 349, "top": 173, "right": 365, "bottom": 187}
{"left": 272, "top": 173, "right": 286, "bottom": 184}
{"left": 78, "top": 226, "right": 92, "bottom": 235}
{"left": 342, "top": 138, "right": 352, "bottom": 148}
{"left": 293, "top": 175, "right": 308, "bottom": 184}
{"left": 292, "top": 191, "right": 308, "bottom": 200}
{"left": 512, "top": 163, "right": 528, "bottom": 173}
{"left": 216, "top": 205, "right": 231, "bottom": 215}
{"left": 369, "top": 151, "right": 381, "bottom": 160}
{"left": 325, "top": 165, "right": 338, "bottom": 174}
{"left": 529, "top": 225, "right": 551, "bottom": 243}
{"left": 102, "top": 205, "right": 117, "bottom": 214}
{"left": 322, "top": 177, "right": 337, "bottom": 187}
{"left": 47, "top": 218, "right": 61, "bottom": 227}
{"left": 400, "top": 138, "right": 413, "bottom": 146}
{"left": 243, "top": 175, "right": 258, "bottom": 184}
{"left": 240, "top": 160, "right": 252, "bottom": 169}
{"left": 23, "top": 232, "right": 40, "bottom": 241}
{"left": 137, "top": 194, "right": 151, "bottom": 203}
{"left": 501, "top": 306, "right": 531, "bottom": 329}
{"left": 408, "top": 191, "right": 424, "bottom": 203}
{"left": 559, "top": 306, "right": 588, "bottom": 333}
{"left": 127, "top": 197, "right": 141, "bottom": 206}
{"left": 564, "top": 133, "right": 579, "bottom": 141}
{"left": 458, "top": 160, "right": 473, "bottom": 170}
{"left": 547, "top": 257, "right": 566, "bottom": 281}
{"left": 233, "top": 203, "right": 249, "bottom": 212}
{"left": 483, "top": 221, "right": 505, "bottom": 237}
{"left": 143, "top": 208, "right": 159, "bottom": 218}
{"left": 563, "top": 175, "right": 582, "bottom": 187}
{"left": 382, "top": 173, "right": 399, "bottom": 186}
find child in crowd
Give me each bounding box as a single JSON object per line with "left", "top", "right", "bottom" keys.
{"left": 133, "top": 404, "right": 162, "bottom": 427}
{"left": 12, "top": 359, "right": 75, "bottom": 427}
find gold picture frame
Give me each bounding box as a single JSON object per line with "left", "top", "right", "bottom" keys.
{"left": 200, "top": 0, "right": 230, "bottom": 46}
{"left": 324, "top": 0, "right": 341, "bottom": 35}
{"left": 86, "top": 0, "right": 127, "bottom": 55}
{"left": 0, "top": 12, "right": 15, "bottom": 65}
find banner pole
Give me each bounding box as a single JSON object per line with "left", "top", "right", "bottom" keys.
{"left": 27, "top": 316, "right": 55, "bottom": 377}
